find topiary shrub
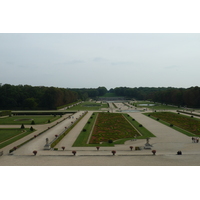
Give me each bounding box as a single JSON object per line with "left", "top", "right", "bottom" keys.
{"left": 157, "top": 118, "right": 159, "bottom": 121}
{"left": 83, "top": 129, "right": 87, "bottom": 132}
{"left": 21, "top": 124, "right": 25, "bottom": 129}
{"left": 132, "top": 118, "right": 135, "bottom": 121}
{"left": 30, "top": 126, "right": 34, "bottom": 131}
{"left": 170, "top": 124, "right": 173, "bottom": 127}
{"left": 139, "top": 124, "right": 143, "bottom": 127}
{"left": 108, "top": 139, "right": 113, "bottom": 143}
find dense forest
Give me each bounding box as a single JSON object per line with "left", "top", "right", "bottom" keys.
{"left": 1, "top": 84, "right": 200, "bottom": 110}
{"left": 0, "top": 84, "right": 107, "bottom": 110}
{"left": 0, "top": 84, "right": 79, "bottom": 110}
{"left": 112, "top": 86, "right": 200, "bottom": 108}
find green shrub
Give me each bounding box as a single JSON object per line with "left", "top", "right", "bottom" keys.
{"left": 21, "top": 124, "right": 25, "bottom": 129}
{"left": 31, "top": 120, "right": 35, "bottom": 125}
{"left": 139, "top": 124, "right": 143, "bottom": 127}
{"left": 108, "top": 139, "right": 113, "bottom": 143}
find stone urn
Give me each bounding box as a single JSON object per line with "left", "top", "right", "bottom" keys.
{"left": 152, "top": 150, "right": 156, "bottom": 155}
{"left": 96, "top": 146, "right": 100, "bottom": 150}
{"left": 72, "top": 151, "right": 76, "bottom": 156}
{"left": 111, "top": 150, "right": 116, "bottom": 155}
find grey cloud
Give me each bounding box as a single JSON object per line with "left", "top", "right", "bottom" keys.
{"left": 64, "top": 60, "right": 84, "bottom": 64}
{"left": 111, "top": 61, "right": 135, "bottom": 66}
{"left": 93, "top": 57, "right": 109, "bottom": 62}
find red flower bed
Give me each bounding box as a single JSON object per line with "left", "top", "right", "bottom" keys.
{"left": 150, "top": 112, "right": 200, "bottom": 135}
{"left": 89, "top": 113, "right": 138, "bottom": 144}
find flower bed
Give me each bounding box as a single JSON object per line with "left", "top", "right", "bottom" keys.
{"left": 148, "top": 112, "right": 200, "bottom": 135}
{"left": 89, "top": 113, "right": 138, "bottom": 144}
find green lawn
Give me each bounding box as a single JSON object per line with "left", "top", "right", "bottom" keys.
{"left": 0, "top": 128, "right": 34, "bottom": 149}
{"left": 0, "top": 115, "right": 61, "bottom": 125}
{"left": 73, "top": 112, "right": 155, "bottom": 147}
{"left": 144, "top": 112, "right": 200, "bottom": 136}
{"left": 67, "top": 101, "right": 108, "bottom": 111}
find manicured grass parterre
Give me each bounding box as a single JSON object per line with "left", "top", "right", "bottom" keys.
{"left": 73, "top": 112, "right": 155, "bottom": 147}
{"left": 0, "top": 128, "right": 34, "bottom": 149}
{"left": 89, "top": 113, "right": 138, "bottom": 144}
{"left": 0, "top": 115, "right": 61, "bottom": 125}
{"left": 67, "top": 101, "right": 108, "bottom": 111}
{"left": 145, "top": 112, "right": 200, "bottom": 136}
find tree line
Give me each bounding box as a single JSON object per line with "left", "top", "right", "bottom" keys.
{"left": 0, "top": 84, "right": 79, "bottom": 110}
{"left": 70, "top": 87, "right": 107, "bottom": 100}
{"left": 0, "top": 84, "right": 108, "bottom": 110}
{"left": 112, "top": 86, "right": 200, "bottom": 108}
{"left": 1, "top": 83, "right": 200, "bottom": 110}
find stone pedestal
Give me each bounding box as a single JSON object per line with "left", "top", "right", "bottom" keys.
{"left": 44, "top": 138, "right": 51, "bottom": 150}
{"left": 144, "top": 137, "right": 152, "bottom": 149}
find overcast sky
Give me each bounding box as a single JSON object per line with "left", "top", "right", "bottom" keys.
{"left": 1, "top": 33, "right": 200, "bottom": 90}
{"left": 1, "top": 1, "right": 200, "bottom": 90}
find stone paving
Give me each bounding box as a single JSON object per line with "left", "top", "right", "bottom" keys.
{"left": 1, "top": 105, "right": 200, "bottom": 166}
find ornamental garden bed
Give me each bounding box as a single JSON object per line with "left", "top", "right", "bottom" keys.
{"left": 89, "top": 113, "right": 138, "bottom": 144}
{"left": 145, "top": 112, "right": 200, "bottom": 136}
{"left": 73, "top": 112, "right": 155, "bottom": 147}
{"left": 0, "top": 115, "right": 61, "bottom": 125}
{"left": 67, "top": 101, "right": 108, "bottom": 111}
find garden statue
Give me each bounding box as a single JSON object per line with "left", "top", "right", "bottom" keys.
{"left": 144, "top": 137, "right": 152, "bottom": 149}
{"left": 46, "top": 138, "right": 49, "bottom": 145}
{"left": 44, "top": 138, "right": 51, "bottom": 150}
